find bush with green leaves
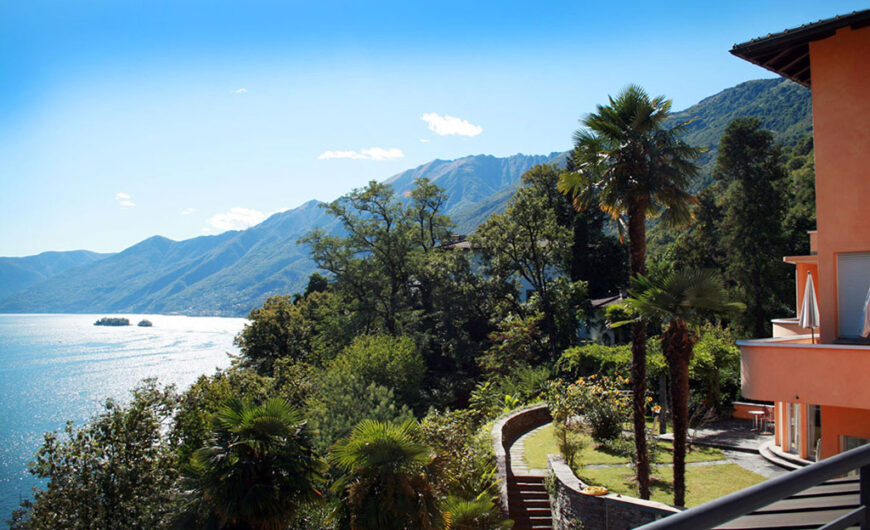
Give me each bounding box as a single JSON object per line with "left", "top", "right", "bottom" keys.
{"left": 420, "top": 409, "right": 498, "bottom": 501}
{"left": 547, "top": 375, "right": 631, "bottom": 444}
{"left": 328, "top": 334, "right": 425, "bottom": 406}
{"left": 308, "top": 370, "right": 414, "bottom": 453}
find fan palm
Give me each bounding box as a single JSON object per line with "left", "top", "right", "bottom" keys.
{"left": 331, "top": 418, "right": 442, "bottom": 530}
{"left": 177, "top": 398, "right": 325, "bottom": 530}
{"left": 442, "top": 495, "right": 513, "bottom": 530}
{"left": 558, "top": 84, "right": 702, "bottom": 498}
{"left": 623, "top": 269, "right": 743, "bottom": 507}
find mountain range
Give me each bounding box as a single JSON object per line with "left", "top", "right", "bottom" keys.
{"left": 0, "top": 78, "right": 811, "bottom": 317}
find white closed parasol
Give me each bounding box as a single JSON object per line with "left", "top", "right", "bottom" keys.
{"left": 861, "top": 286, "right": 870, "bottom": 338}
{"left": 799, "top": 271, "right": 820, "bottom": 344}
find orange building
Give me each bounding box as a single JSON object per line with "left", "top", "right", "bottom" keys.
{"left": 731, "top": 10, "right": 870, "bottom": 462}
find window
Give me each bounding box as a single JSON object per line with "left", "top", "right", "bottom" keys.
{"left": 836, "top": 252, "right": 870, "bottom": 338}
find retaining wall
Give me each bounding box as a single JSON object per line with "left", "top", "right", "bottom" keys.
{"left": 548, "top": 455, "right": 679, "bottom": 530}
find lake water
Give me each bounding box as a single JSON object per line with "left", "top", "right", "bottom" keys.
{"left": 0, "top": 313, "right": 247, "bottom": 521}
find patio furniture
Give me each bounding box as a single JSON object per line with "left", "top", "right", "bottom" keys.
{"left": 749, "top": 410, "right": 765, "bottom": 431}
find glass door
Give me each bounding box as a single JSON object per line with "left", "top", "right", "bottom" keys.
{"left": 789, "top": 403, "right": 801, "bottom": 454}
{"left": 806, "top": 405, "right": 821, "bottom": 461}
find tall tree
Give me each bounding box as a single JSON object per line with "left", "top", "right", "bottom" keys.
{"left": 624, "top": 270, "right": 743, "bottom": 507}
{"left": 473, "top": 181, "right": 574, "bottom": 360}
{"left": 558, "top": 85, "right": 702, "bottom": 498}
{"left": 715, "top": 118, "right": 790, "bottom": 337}
{"left": 177, "top": 398, "right": 325, "bottom": 530}
{"left": 523, "top": 163, "right": 628, "bottom": 297}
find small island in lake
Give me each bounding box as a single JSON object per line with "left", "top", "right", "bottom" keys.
{"left": 94, "top": 317, "right": 130, "bottom": 326}
{"left": 137, "top": 319, "right": 153, "bottom": 327}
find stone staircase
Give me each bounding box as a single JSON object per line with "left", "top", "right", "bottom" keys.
{"left": 507, "top": 473, "right": 553, "bottom": 529}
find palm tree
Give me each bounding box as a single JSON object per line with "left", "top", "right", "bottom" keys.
{"left": 623, "top": 269, "right": 743, "bottom": 507}
{"left": 442, "top": 495, "right": 513, "bottom": 530}
{"left": 558, "top": 84, "right": 702, "bottom": 498}
{"left": 330, "top": 418, "right": 442, "bottom": 530}
{"left": 177, "top": 398, "right": 325, "bottom": 530}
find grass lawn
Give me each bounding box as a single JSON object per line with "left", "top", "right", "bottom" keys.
{"left": 579, "top": 464, "right": 767, "bottom": 507}
{"left": 522, "top": 423, "right": 723, "bottom": 470}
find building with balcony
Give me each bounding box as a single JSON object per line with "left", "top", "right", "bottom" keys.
{"left": 731, "top": 9, "right": 870, "bottom": 462}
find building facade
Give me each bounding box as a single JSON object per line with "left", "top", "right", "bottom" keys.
{"left": 731, "top": 10, "right": 870, "bottom": 461}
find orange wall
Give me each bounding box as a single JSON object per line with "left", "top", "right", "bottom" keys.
{"left": 740, "top": 341, "right": 870, "bottom": 409}
{"left": 820, "top": 405, "right": 870, "bottom": 459}
{"left": 809, "top": 25, "right": 870, "bottom": 343}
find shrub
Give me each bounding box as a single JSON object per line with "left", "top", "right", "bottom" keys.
{"left": 553, "top": 421, "right": 588, "bottom": 470}
{"left": 328, "top": 334, "right": 425, "bottom": 406}
{"left": 547, "top": 375, "right": 630, "bottom": 444}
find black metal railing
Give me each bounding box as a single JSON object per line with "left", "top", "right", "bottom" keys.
{"left": 637, "top": 443, "right": 870, "bottom": 530}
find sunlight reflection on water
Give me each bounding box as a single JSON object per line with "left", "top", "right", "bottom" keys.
{"left": 0, "top": 313, "right": 246, "bottom": 519}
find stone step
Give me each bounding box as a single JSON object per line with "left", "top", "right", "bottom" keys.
{"left": 510, "top": 517, "right": 553, "bottom": 530}
{"left": 759, "top": 441, "right": 804, "bottom": 471}
{"left": 512, "top": 474, "right": 546, "bottom": 483}
{"left": 512, "top": 499, "right": 550, "bottom": 509}
{"left": 509, "top": 490, "right": 549, "bottom": 501}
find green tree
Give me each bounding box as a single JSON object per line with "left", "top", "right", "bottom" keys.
{"left": 235, "top": 291, "right": 335, "bottom": 373}
{"left": 176, "top": 398, "right": 325, "bottom": 530}
{"left": 302, "top": 179, "right": 452, "bottom": 336}
{"left": 308, "top": 372, "right": 414, "bottom": 452}
{"left": 624, "top": 269, "right": 742, "bottom": 507}
{"left": 473, "top": 182, "right": 573, "bottom": 359}
{"left": 328, "top": 334, "right": 425, "bottom": 406}
{"left": 331, "top": 419, "right": 442, "bottom": 530}
{"left": 10, "top": 381, "right": 178, "bottom": 529}
{"left": 714, "top": 117, "right": 790, "bottom": 337}
{"left": 558, "top": 85, "right": 702, "bottom": 498}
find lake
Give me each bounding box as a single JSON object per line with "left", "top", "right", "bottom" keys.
{"left": 0, "top": 313, "right": 246, "bottom": 521}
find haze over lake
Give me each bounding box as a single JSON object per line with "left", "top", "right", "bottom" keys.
{"left": 0, "top": 314, "right": 246, "bottom": 520}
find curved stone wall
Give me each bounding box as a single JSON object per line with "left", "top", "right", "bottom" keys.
{"left": 491, "top": 404, "right": 552, "bottom": 513}
{"left": 547, "top": 454, "right": 679, "bottom": 530}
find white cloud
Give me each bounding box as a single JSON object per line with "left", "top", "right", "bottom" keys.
{"left": 317, "top": 147, "right": 404, "bottom": 161}
{"left": 421, "top": 113, "right": 482, "bottom": 137}
{"left": 115, "top": 192, "right": 135, "bottom": 207}
{"left": 208, "top": 207, "right": 266, "bottom": 231}
{"left": 419, "top": 138, "right": 430, "bottom": 143}
{"left": 235, "top": 88, "right": 248, "bottom": 94}
{"left": 181, "top": 207, "right": 196, "bottom": 215}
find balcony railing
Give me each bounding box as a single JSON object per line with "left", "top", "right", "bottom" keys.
{"left": 636, "top": 443, "right": 870, "bottom": 529}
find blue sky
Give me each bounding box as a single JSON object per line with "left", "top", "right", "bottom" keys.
{"left": 0, "top": 0, "right": 865, "bottom": 257}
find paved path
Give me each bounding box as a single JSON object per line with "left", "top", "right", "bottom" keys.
{"left": 509, "top": 423, "right": 550, "bottom": 475}
{"left": 658, "top": 419, "right": 774, "bottom": 453}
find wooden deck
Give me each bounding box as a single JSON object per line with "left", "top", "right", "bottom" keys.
{"left": 714, "top": 477, "right": 860, "bottom": 529}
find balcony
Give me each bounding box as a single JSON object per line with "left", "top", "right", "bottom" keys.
{"left": 738, "top": 335, "right": 870, "bottom": 410}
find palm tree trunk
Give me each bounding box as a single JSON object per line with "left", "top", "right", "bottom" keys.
{"left": 627, "top": 199, "right": 650, "bottom": 499}
{"left": 664, "top": 318, "right": 695, "bottom": 508}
